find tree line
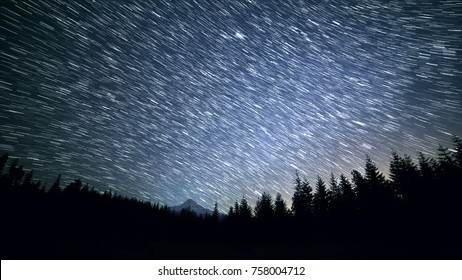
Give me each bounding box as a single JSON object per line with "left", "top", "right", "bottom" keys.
{"left": 227, "top": 136, "right": 461, "bottom": 231}
{"left": 1, "top": 136, "right": 461, "bottom": 259}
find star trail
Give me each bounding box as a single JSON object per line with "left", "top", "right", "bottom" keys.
{"left": 1, "top": 0, "right": 461, "bottom": 210}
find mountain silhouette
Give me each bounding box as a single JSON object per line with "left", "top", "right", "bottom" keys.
{"left": 170, "top": 199, "right": 213, "bottom": 216}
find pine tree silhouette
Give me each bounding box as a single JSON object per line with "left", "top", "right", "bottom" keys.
{"left": 366, "top": 156, "right": 393, "bottom": 215}
{"left": 21, "top": 170, "right": 39, "bottom": 193}
{"left": 234, "top": 200, "right": 240, "bottom": 218}
{"left": 314, "top": 176, "right": 329, "bottom": 218}
{"left": 328, "top": 173, "right": 341, "bottom": 213}
{"left": 274, "top": 192, "right": 290, "bottom": 218}
{"left": 338, "top": 174, "right": 355, "bottom": 214}
{"left": 212, "top": 202, "right": 219, "bottom": 223}
{"left": 416, "top": 152, "right": 436, "bottom": 215}
{"left": 291, "top": 171, "right": 313, "bottom": 220}
{"left": 48, "top": 175, "right": 62, "bottom": 196}
{"left": 254, "top": 192, "right": 274, "bottom": 222}
{"left": 389, "top": 151, "right": 420, "bottom": 207}
{"left": 228, "top": 206, "right": 235, "bottom": 218}
{"left": 239, "top": 196, "right": 252, "bottom": 221}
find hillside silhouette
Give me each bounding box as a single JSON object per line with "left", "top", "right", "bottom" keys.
{"left": 1, "top": 136, "right": 461, "bottom": 259}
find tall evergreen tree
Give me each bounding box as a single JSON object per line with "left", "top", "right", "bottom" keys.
{"left": 291, "top": 171, "right": 313, "bottom": 219}
{"left": 339, "top": 174, "right": 354, "bottom": 202}
{"left": 389, "top": 151, "right": 419, "bottom": 205}
{"left": 329, "top": 173, "right": 341, "bottom": 202}
{"left": 364, "top": 156, "right": 394, "bottom": 216}
{"left": 416, "top": 152, "right": 436, "bottom": 213}
{"left": 254, "top": 192, "right": 274, "bottom": 221}
{"left": 364, "top": 156, "right": 386, "bottom": 188}
{"left": 21, "top": 170, "right": 36, "bottom": 192}
{"left": 435, "top": 143, "right": 460, "bottom": 219}
{"left": 234, "top": 201, "right": 240, "bottom": 217}
{"left": 274, "top": 192, "right": 290, "bottom": 218}
{"left": 436, "top": 145, "right": 456, "bottom": 176}
{"left": 328, "top": 173, "right": 341, "bottom": 213}
{"left": 212, "top": 202, "right": 219, "bottom": 223}
{"left": 339, "top": 174, "right": 355, "bottom": 214}
{"left": 228, "top": 206, "right": 234, "bottom": 218}
{"left": 314, "top": 176, "right": 329, "bottom": 218}
{"left": 48, "top": 175, "right": 62, "bottom": 196}
{"left": 418, "top": 152, "right": 436, "bottom": 184}
{"left": 239, "top": 196, "right": 252, "bottom": 221}
{"left": 351, "top": 169, "right": 366, "bottom": 208}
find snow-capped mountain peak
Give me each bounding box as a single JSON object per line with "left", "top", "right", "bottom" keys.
{"left": 171, "top": 199, "right": 213, "bottom": 216}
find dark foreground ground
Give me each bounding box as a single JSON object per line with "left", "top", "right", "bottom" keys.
{"left": 3, "top": 196, "right": 460, "bottom": 260}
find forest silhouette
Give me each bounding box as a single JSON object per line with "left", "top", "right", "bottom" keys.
{"left": 1, "top": 136, "right": 461, "bottom": 259}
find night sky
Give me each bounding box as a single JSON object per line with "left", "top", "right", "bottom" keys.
{"left": 1, "top": 0, "right": 461, "bottom": 210}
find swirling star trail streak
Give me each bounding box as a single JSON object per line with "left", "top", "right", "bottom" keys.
{"left": 1, "top": 0, "right": 461, "bottom": 210}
